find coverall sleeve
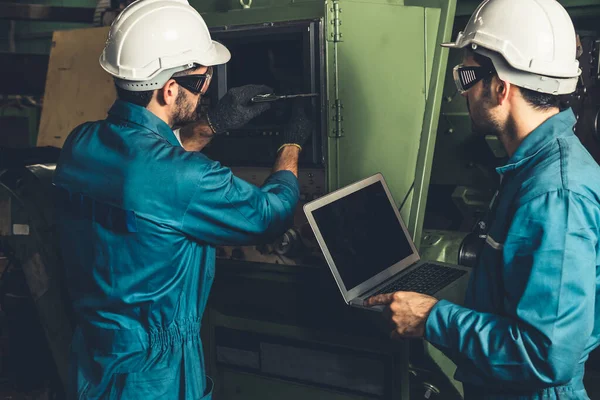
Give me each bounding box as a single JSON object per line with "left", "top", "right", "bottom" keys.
{"left": 425, "top": 190, "right": 598, "bottom": 386}
{"left": 181, "top": 161, "right": 300, "bottom": 246}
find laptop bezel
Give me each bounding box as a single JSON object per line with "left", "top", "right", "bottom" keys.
{"left": 303, "top": 173, "right": 421, "bottom": 304}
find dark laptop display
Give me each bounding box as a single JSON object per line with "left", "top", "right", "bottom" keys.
{"left": 311, "top": 181, "right": 414, "bottom": 291}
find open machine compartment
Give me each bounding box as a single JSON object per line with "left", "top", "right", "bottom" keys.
{"left": 204, "top": 20, "right": 326, "bottom": 168}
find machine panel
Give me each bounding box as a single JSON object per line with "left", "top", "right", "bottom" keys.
{"left": 565, "top": 33, "right": 600, "bottom": 162}
{"left": 204, "top": 20, "right": 326, "bottom": 167}
{"left": 198, "top": 21, "right": 328, "bottom": 266}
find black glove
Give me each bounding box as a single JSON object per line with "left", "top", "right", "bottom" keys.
{"left": 279, "top": 100, "right": 313, "bottom": 151}
{"left": 206, "top": 85, "right": 273, "bottom": 134}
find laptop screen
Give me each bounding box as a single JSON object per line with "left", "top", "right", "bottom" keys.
{"left": 310, "top": 181, "right": 415, "bottom": 291}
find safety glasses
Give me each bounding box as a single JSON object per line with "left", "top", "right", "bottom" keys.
{"left": 453, "top": 64, "right": 495, "bottom": 94}
{"left": 172, "top": 66, "right": 213, "bottom": 95}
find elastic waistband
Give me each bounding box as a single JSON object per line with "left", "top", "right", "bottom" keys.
{"left": 79, "top": 319, "right": 202, "bottom": 353}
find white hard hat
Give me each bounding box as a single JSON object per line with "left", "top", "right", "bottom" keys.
{"left": 99, "top": 0, "right": 230, "bottom": 91}
{"left": 442, "top": 0, "right": 581, "bottom": 95}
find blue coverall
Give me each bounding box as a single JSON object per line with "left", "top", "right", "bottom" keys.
{"left": 426, "top": 109, "right": 600, "bottom": 399}
{"left": 53, "top": 100, "right": 299, "bottom": 399}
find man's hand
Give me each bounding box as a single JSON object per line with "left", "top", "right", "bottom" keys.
{"left": 365, "top": 292, "right": 439, "bottom": 339}
{"left": 206, "top": 85, "right": 273, "bottom": 134}
{"left": 272, "top": 100, "right": 313, "bottom": 177}
{"left": 279, "top": 100, "right": 313, "bottom": 151}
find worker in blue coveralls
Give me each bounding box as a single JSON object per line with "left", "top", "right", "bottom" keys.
{"left": 53, "top": 0, "right": 311, "bottom": 398}
{"left": 367, "top": 0, "right": 600, "bottom": 399}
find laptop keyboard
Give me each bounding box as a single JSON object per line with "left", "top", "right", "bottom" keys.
{"left": 371, "top": 263, "right": 467, "bottom": 297}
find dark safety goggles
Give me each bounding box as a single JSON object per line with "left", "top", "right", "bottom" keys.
{"left": 453, "top": 64, "right": 495, "bottom": 94}
{"left": 172, "top": 66, "right": 213, "bottom": 95}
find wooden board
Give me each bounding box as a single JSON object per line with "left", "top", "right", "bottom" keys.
{"left": 37, "top": 26, "right": 115, "bottom": 148}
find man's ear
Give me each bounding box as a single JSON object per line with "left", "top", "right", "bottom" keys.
{"left": 495, "top": 77, "right": 511, "bottom": 106}
{"left": 160, "top": 79, "right": 179, "bottom": 106}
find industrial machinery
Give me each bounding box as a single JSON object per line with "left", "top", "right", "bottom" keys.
{"left": 0, "top": 162, "right": 72, "bottom": 396}
{"left": 203, "top": 20, "right": 328, "bottom": 265}
{"left": 188, "top": 3, "right": 453, "bottom": 269}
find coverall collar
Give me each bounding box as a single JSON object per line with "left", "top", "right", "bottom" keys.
{"left": 108, "top": 100, "right": 181, "bottom": 147}
{"left": 496, "top": 108, "right": 577, "bottom": 175}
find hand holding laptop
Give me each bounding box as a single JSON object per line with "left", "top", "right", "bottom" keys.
{"left": 303, "top": 173, "right": 470, "bottom": 339}
{"left": 364, "top": 291, "right": 439, "bottom": 339}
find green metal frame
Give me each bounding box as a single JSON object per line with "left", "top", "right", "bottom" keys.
{"left": 325, "top": 0, "right": 432, "bottom": 218}
{"left": 197, "top": 2, "right": 323, "bottom": 26}
{"left": 405, "top": 0, "right": 457, "bottom": 249}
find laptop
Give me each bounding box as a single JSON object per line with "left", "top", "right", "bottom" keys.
{"left": 303, "top": 173, "right": 471, "bottom": 311}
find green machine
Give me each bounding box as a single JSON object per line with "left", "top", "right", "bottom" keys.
{"left": 182, "top": 0, "right": 462, "bottom": 399}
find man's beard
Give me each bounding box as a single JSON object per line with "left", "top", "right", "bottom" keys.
{"left": 172, "top": 91, "right": 202, "bottom": 127}
{"left": 467, "top": 94, "right": 502, "bottom": 138}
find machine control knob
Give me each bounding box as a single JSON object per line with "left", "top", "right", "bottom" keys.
{"left": 275, "top": 229, "right": 302, "bottom": 257}
{"left": 422, "top": 383, "right": 440, "bottom": 399}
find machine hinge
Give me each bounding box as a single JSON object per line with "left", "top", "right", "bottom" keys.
{"left": 328, "top": 0, "right": 343, "bottom": 43}
{"left": 326, "top": 0, "right": 343, "bottom": 138}
{"left": 330, "top": 99, "right": 344, "bottom": 138}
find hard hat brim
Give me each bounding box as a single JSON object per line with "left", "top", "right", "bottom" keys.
{"left": 206, "top": 41, "right": 231, "bottom": 66}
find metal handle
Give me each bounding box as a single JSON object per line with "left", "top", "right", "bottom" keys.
{"left": 251, "top": 94, "right": 277, "bottom": 103}
{"left": 251, "top": 93, "right": 319, "bottom": 103}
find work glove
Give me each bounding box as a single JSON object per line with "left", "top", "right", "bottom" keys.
{"left": 206, "top": 85, "right": 273, "bottom": 134}
{"left": 278, "top": 100, "right": 313, "bottom": 152}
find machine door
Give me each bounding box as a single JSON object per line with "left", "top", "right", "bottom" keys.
{"left": 325, "top": 0, "right": 431, "bottom": 223}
